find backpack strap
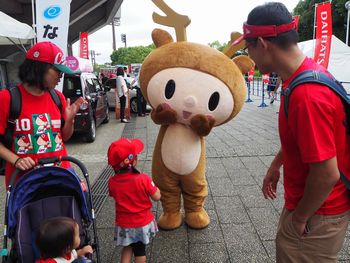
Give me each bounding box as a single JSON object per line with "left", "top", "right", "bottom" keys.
{"left": 283, "top": 70, "right": 350, "bottom": 118}
{"left": 2, "top": 86, "right": 21, "bottom": 149}
{"left": 340, "top": 172, "right": 350, "bottom": 190}
{"left": 49, "top": 89, "right": 65, "bottom": 128}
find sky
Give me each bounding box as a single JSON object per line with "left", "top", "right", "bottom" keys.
{"left": 72, "top": 0, "right": 300, "bottom": 64}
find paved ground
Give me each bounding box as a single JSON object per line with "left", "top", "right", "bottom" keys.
{"left": 2, "top": 93, "right": 350, "bottom": 262}
{"left": 96, "top": 94, "right": 350, "bottom": 263}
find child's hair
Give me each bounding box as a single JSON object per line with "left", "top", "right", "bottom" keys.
{"left": 36, "top": 217, "right": 78, "bottom": 259}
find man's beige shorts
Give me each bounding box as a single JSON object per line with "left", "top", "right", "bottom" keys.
{"left": 276, "top": 208, "right": 350, "bottom": 263}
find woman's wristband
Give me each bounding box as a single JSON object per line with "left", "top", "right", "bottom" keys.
{"left": 14, "top": 157, "right": 22, "bottom": 166}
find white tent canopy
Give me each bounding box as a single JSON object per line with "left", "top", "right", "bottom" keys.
{"left": 298, "top": 35, "right": 350, "bottom": 92}
{"left": 0, "top": 11, "right": 35, "bottom": 45}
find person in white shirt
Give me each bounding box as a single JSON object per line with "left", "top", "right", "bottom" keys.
{"left": 116, "top": 67, "right": 128, "bottom": 123}
{"left": 131, "top": 68, "right": 147, "bottom": 116}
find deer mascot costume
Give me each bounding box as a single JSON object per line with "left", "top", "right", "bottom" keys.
{"left": 139, "top": 0, "right": 254, "bottom": 230}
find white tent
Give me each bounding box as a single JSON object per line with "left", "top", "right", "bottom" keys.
{"left": 298, "top": 35, "right": 350, "bottom": 92}
{"left": 0, "top": 11, "right": 35, "bottom": 45}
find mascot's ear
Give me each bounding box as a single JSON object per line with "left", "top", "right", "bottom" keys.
{"left": 223, "top": 32, "right": 246, "bottom": 58}
{"left": 233, "top": 55, "right": 255, "bottom": 74}
{"left": 152, "top": 28, "right": 174, "bottom": 48}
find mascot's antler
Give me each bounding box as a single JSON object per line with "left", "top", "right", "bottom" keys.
{"left": 223, "top": 32, "right": 246, "bottom": 58}
{"left": 152, "top": 0, "right": 191, "bottom": 41}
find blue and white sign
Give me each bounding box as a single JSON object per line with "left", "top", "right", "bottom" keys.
{"left": 43, "top": 6, "right": 62, "bottom": 19}
{"left": 36, "top": 0, "right": 71, "bottom": 56}
{"left": 36, "top": 0, "right": 71, "bottom": 91}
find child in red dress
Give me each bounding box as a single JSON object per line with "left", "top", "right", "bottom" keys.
{"left": 107, "top": 138, "right": 161, "bottom": 263}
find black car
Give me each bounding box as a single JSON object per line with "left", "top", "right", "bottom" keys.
{"left": 62, "top": 72, "right": 109, "bottom": 142}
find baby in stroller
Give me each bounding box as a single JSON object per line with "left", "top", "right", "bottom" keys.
{"left": 36, "top": 217, "right": 93, "bottom": 263}
{"left": 1, "top": 156, "right": 100, "bottom": 263}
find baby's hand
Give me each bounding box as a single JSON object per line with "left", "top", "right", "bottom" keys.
{"left": 151, "top": 103, "right": 177, "bottom": 125}
{"left": 77, "top": 245, "right": 93, "bottom": 257}
{"left": 190, "top": 114, "right": 215, "bottom": 137}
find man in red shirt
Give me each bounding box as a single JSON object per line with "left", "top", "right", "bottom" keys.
{"left": 235, "top": 2, "right": 350, "bottom": 262}
{"left": 0, "top": 42, "right": 85, "bottom": 185}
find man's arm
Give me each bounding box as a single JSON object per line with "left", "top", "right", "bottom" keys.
{"left": 293, "top": 157, "right": 339, "bottom": 233}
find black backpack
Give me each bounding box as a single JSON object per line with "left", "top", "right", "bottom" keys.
{"left": 0, "top": 86, "right": 63, "bottom": 175}
{"left": 282, "top": 70, "right": 350, "bottom": 188}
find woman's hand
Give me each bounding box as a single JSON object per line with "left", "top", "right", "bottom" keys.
{"left": 14, "top": 156, "right": 35, "bottom": 171}
{"left": 65, "top": 97, "right": 86, "bottom": 123}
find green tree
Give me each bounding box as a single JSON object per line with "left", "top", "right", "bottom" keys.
{"left": 208, "top": 40, "right": 227, "bottom": 52}
{"left": 293, "top": 0, "right": 348, "bottom": 43}
{"left": 110, "top": 44, "right": 155, "bottom": 65}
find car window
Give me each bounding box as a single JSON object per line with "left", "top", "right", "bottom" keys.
{"left": 63, "top": 76, "right": 82, "bottom": 98}
{"left": 92, "top": 78, "right": 102, "bottom": 92}
{"left": 86, "top": 78, "right": 96, "bottom": 94}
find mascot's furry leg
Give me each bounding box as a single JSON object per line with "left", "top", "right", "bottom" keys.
{"left": 181, "top": 145, "right": 209, "bottom": 229}
{"left": 153, "top": 134, "right": 182, "bottom": 230}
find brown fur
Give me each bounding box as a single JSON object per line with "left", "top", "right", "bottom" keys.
{"left": 139, "top": 29, "right": 253, "bottom": 230}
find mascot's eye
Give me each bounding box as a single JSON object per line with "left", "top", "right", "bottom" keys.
{"left": 208, "top": 92, "right": 220, "bottom": 111}
{"left": 165, "top": 80, "right": 176, "bottom": 99}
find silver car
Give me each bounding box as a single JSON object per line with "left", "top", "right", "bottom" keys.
{"left": 104, "top": 77, "right": 150, "bottom": 113}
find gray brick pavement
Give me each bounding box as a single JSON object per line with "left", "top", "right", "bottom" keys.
{"left": 98, "top": 95, "right": 350, "bottom": 262}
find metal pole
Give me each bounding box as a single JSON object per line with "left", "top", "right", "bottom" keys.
{"left": 346, "top": 1, "right": 350, "bottom": 45}
{"left": 313, "top": 3, "right": 317, "bottom": 57}
{"left": 31, "top": 0, "right": 37, "bottom": 45}
{"left": 112, "top": 22, "right": 116, "bottom": 51}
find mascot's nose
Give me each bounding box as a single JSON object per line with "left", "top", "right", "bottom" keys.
{"left": 184, "top": 95, "right": 197, "bottom": 108}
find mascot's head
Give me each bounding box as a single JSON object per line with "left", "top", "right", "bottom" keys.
{"left": 140, "top": 0, "right": 254, "bottom": 128}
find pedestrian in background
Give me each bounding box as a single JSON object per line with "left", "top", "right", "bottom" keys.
{"left": 267, "top": 72, "right": 281, "bottom": 104}
{"left": 108, "top": 138, "right": 161, "bottom": 263}
{"left": 235, "top": 2, "right": 350, "bottom": 262}
{"left": 131, "top": 68, "right": 147, "bottom": 117}
{"left": 116, "top": 67, "right": 128, "bottom": 123}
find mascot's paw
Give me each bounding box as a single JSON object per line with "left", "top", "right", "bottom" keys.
{"left": 190, "top": 114, "right": 215, "bottom": 137}
{"left": 151, "top": 103, "right": 178, "bottom": 125}
{"left": 185, "top": 208, "right": 210, "bottom": 229}
{"left": 158, "top": 211, "right": 182, "bottom": 230}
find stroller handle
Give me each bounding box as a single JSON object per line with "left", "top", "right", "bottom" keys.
{"left": 8, "top": 156, "right": 89, "bottom": 188}
{"left": 37, "top": 156, "right": 89, "bottom": 176}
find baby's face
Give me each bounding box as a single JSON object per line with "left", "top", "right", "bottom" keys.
{"left": 147, "top": 68, "right": 234, "bottom": 126}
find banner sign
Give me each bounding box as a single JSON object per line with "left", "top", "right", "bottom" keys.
{"left": 314, "top": 2, "right": 332, "bottom": 69}
{"left": 36, "top": 0, "right": 71, "bottom": 58}
{"left": 79, "top": 32, "right": 89, "bottom": 59}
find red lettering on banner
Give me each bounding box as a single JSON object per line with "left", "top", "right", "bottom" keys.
{"left": 79, "top": 32, "right": 89, "bottom": 59}
{"left": 314, "top": 3, "right": 332, "bottom": 69}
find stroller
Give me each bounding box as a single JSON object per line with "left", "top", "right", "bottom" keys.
{"left": 1, "top": 156, "right": 101, "bottom": 263}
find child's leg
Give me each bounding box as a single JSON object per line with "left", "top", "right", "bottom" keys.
{"left": 130, "top": 242, "right": 146, "bottom": 263}
{"left": 121, "top": 245, "right": 133, "bottom": 263}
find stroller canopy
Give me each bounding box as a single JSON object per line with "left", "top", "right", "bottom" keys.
{"left": 7, "top": 166, "right": 92, "bottom": 237}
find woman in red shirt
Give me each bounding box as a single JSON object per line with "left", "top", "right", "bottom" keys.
{"left": 108, "top": 138, "right": 161, "bottom": 263}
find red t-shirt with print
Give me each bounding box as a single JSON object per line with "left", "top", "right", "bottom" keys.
{"left": 279, "top": 57, "right": 350, "bottom": 215}
{"left": 0, "top": 84, "right": 70, "bottom": 186}
{"left": 108, "top": 171, "right": 158, "bottom": 228}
